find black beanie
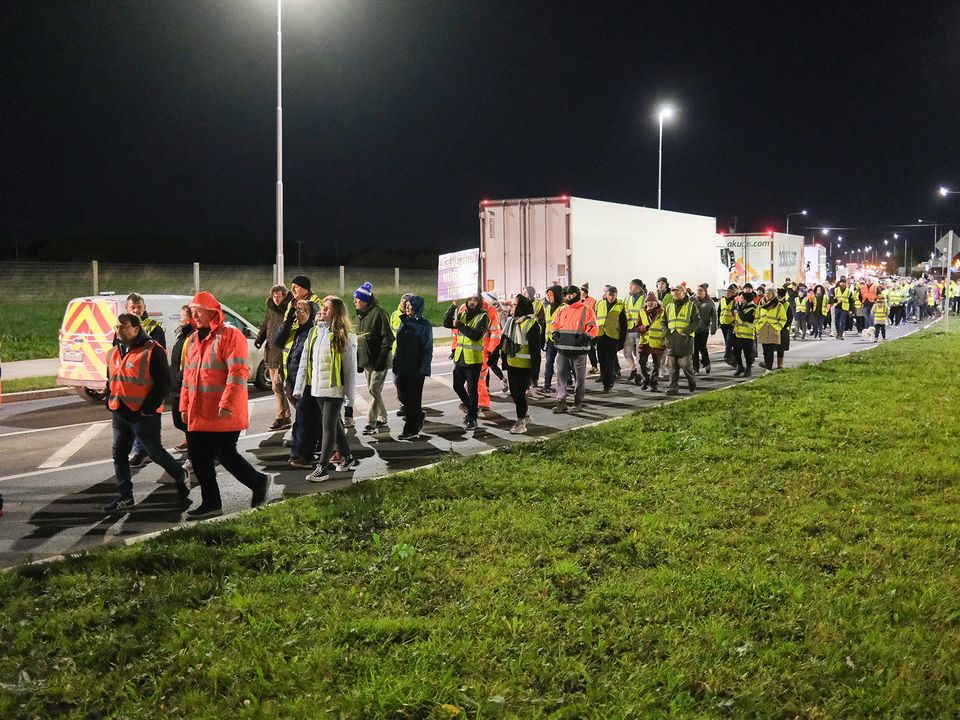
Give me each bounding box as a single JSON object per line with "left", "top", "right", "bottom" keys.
{"left": 291, "top": 275, "right": 311, "bottom": 291}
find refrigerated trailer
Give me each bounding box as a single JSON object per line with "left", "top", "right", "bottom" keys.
{"left": 479, "top": 196, "right": 729, "bottom": 297}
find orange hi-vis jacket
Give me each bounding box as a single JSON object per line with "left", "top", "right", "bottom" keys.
{"left": 483, "top": 302, "right": 502, "bottom": 353}
{"left": 859, "top": 282, "right": 878, "bottom": 303}
{"left": 550, "top": 300, "right": 599, "bottom": 352}
{"left": 108, "top": 340, "right": 163, "bottom": 413}
{"left": 180, "top": 299, "right": 250, "bottom": 433}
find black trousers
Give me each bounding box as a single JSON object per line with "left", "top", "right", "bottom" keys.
{"left": 596, "top": 335, "right": 620, "bottom": 389}
{"left": 187, "top": 430, "right": 263, "bottom": 509}
{"left": 506, "top": 367, "right": 531, "bottom": 420}
{"left": 761, "top": 343, "right": 779, "bottom": 369}
{"left": 396, "top": 374, "right": 426, "bottom": 434}
{"left": 452, "top": 363, "right": 482, "bottom": 420}
{"left": 692, "top": 331, "right": 710, "bottom": 372}
{"left": 588, "top": 339, "right": 599, "bottom": 369}
{"left": 734, "top": 338, "right": 755, "bottom": 369}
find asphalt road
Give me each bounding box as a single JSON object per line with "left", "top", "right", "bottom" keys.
{"left": 0, "top": 320, "right": 934, "bottom": 567}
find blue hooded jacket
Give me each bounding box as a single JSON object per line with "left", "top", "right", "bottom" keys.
{"left": 392, "top": 295, "right": 433, "bottom": 377}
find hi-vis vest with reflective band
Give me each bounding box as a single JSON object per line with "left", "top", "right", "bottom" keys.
{"left": 454, "top": 312, "right": 485, "bottom": 364}
{"left": 108, "top": 340, "right": 162, "bottom": 413}
{"left": 506, "top": 316, "right": 536, "bottom": 369}
{"left": 734, "top": 304, "right": 755, "bottom": 340}
{"left": 795, "top": 295, "right": 808, "bottom": 314}
{"left": 624, "top": 294, "right": 643, "bottom": 329}
{"left": 552, "top": 303, "right": 596, "bottom": 352}
{"left": 304, "top": 326, "right": 344, "bottom": 388}
{"left": 833, "top": 287, "right": 853, "bottom": 311}
{"left": 598, "top": 300, "right": 625, "bottom": 340}
{"left": 595, "top": 299, "right": 610, "bottom": 326}
{"left": 756, "top": 301, "right": 788, "bottom": 332}
{"left": 543, "top": 305, "right": 558, "bottom": 338}
{"left": 665, "top": 299, "right": 694, "bottom": 334}
{"left": 141, "top": 317, "right": 163, "bottom": 341}
{"left": 281, "top": 292, "right": 321, "bottom": 377}
{"left": 873, "top": 295, "right": 888, "bottom": 324}
{"left": 638, "top": 308, "right": 665, "bottom": 348}
{"left": 533, "top": 298, "right": 544, "bottom": 318}
{"left": 719, "top": 296, "right": 735, "bottom": 325}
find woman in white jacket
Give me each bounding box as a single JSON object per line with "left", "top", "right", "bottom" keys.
{"left": 294, "top": 295, "right": 359, "bottom": 482}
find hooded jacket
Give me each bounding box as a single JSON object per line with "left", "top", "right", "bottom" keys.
{"left": 179, "top": 291, "right": 250, "bottom": 433}
{"left": 276, "top": 301, "right": 318, "bottom": 386}
{"left": 255, "top": 291, "right": 292, "bottom": 368}
{"left": 393, "top": 296, "right": 433, "bottom": 377}
{"left": 169, "top": 323, "right": 195, "bottom": 394}
{"left": 107, "top": 328, "right": 171, "bottom": 418}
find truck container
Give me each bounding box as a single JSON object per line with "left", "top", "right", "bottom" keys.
{"left": 479, "top": 196, "right": 728, "bottom": 298}
{"left": 719, "top": 232, "right": 805, "bottom": 288}
{"left": 803, "top": 243, "right": 828, "bottom": 285}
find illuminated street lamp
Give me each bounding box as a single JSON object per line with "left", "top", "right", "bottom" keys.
{"left": 657, "top": 104, "right": 675, "bottom": 210}
{"left": 939, "top": 186, "right": 960, "bottom": 197}
{"left": 786, "top": 209, "right": 807, "bottom": 234}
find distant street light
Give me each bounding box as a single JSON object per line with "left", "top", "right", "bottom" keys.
{"left": 939, "top": 186, "right": 960, "bottom": 197}
{"left": 657, "top": 105, "right": 675, "bottom": 210}
{"left": 786, "top": 209, "right": 807, "bottom": 234}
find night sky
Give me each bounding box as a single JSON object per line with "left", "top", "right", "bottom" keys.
{"left": 3, "top": 0, "right": 960, "bottom": 264}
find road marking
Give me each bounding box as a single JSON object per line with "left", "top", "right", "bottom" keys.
{"left": 37, "top": 422, "right": 109, "bottom": 469}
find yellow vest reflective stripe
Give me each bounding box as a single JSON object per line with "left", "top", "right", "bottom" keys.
{"left": 506, "top": 316, "right": 535, "bottom": 369}
{"left": 719, "top": 296, "right": 735, "bottom": 325}
{"left": 595, "top": 299, "right": 609, "bottom": 325}
{"left": 141, "top": 317, "right": 162, "bottom": 339}
{"left": 873, "top": 297, "right": 888, "bottom": 323}
{"left": 665, "top": 299, "right": 694, "bottom": 333}
{"left": 599, "top": 301, "right": 624, "bottom": 340}
{"left": 638, "top": 308, "right": 665, "bottom": 348}
{"left": 624, "top": 294, "right": 642, "bottom": 327}
{"left": 795, "top": 296, "right": 808, "bottom": 314}
{"left": 107, "top": 341, "right": 161, "bottom": 412}
{"left": 734, "top": 305, "right": 755, "bottom": 339}
{"left": 543, "top": 305, "right": 557, "bottom": 334}
{"left": 453, "top": 312, "right": 485, "bottom": 364}
{"left": 757, "top": 302, "right": 787, "bottom": 332}
{"left": 834, "top": 287, "right": 852, "bottom": 311}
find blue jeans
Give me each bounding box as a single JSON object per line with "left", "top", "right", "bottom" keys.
{"left": 112, "top": 412, "right": 184, "bottom": 500}
{"left": 542, "top": 342, "right": 558, "bottom": 390}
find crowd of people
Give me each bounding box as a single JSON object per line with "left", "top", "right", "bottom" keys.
{"left": 101, "top": 271, "right": 954, "bottom": 515}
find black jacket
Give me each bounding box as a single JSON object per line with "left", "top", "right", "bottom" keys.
{"left": 168, "top": 324, "right": 195, "bottom": 394}
{"left": 107, "top": 330, "right": 171, "bottom": 417}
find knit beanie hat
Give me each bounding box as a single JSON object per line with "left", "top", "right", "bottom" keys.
{"left": 645, "top": 291, "right": 657, "bottom": 303}
{"left": 291, "top": 275, "right": 311, "bottom": 291}
{"left": 354, "top": 281, "right": 373, "bottom": 302}
{"left": 631, "top": 278, "right": 643, "bottom": 287}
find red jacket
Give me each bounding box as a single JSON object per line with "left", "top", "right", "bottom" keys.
{"left": 179, "top": 293, "right": 250, "bottom": 432}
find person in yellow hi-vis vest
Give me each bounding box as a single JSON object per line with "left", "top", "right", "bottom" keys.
{"left": 442, "top": 292, "right": 490, "bottom": 431}
{"left": 663, "top": 285, "right": 703, "bottom": 396}
{"left": 621, "top": 279, "right": 645, "bottom": 383}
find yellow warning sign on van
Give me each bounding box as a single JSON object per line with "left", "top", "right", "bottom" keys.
{"left": 57, "top": 297, "right": 119, "bottom": 390}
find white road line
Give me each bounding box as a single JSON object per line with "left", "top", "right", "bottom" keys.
{"left": 37, "top": 422, "right": 109, "bottom": 469}
{"left": 0, "top": 419, "right": 104, "bottom": 439}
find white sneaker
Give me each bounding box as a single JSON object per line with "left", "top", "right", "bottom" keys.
{"left": 509, "top": 417, "right": 528, "bottom": 435}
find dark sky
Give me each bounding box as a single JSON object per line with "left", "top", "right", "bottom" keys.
{"left": 3, "top": 0, "right": 960, "bottom": 262}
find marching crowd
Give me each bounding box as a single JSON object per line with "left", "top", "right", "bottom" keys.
{"left": 101, "top": 271, "right": 954, "bottom": 516}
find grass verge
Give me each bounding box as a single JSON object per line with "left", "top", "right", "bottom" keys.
{"left": 2, "top": 326, "right": 959, "bottom": 718}
{"left": 1, "top": 376, "right": 58, "bottom": 393}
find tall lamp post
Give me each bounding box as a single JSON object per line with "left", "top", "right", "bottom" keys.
{"left": 786, "top": 209, "right": 807, "bottom": 234}
{"left": 657, "top": 105, "right": 674, "bottom": 210}
{"left": 275, "top": 0, "right": 285, "bottom": 285}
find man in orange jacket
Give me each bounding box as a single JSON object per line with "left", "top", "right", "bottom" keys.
{"left": 477, "top": 292, "right": 503, "bottom": 414}
{"left": 180, "top": 291, "right": 270, "bottom": 518}
{"left": 549, "top": 285, "right": 598, "bottom": 413}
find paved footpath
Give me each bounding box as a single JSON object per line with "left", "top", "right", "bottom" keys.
{"left": 0, "top": 319, "right": 937, "bottom": 568}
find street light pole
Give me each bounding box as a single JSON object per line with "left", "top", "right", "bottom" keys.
{"left": 786, "top": 209, "right": 807, "bottom": 234}
{"left": 275, "top": 0, "right": 285, "bottom": 286}
{"left": 657, "top": 106, "right": 673, "bottom": 210}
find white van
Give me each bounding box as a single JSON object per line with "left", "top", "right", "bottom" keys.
{"left": 57, "top": 293, "right": 269, "bottom": 401}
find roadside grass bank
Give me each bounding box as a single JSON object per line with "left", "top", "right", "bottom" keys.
{"left": 2, "top": 326, "right": 959, "bottom": 718}
{"left": 1, "top": 376, "right": 58, "bottom": 393}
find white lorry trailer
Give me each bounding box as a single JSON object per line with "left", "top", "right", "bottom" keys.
{"left": 479, "top": 196, "right": 728, "bottom": 297}
{"left": 719, "top": 232, "right": 806, "bottom": 288}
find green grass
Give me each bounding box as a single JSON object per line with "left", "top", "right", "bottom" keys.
{"left": 3, "top": 326, "right": 959, "bottom": 718}
{"left": 1, "top": 375, "right": 58, "bottom": 393}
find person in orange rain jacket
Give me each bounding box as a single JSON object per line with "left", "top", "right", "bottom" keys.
{"left": 180, "top": 291, "right": 270, "bottom": 519}
{"left": 477, "top": 292, "right": 503, "bottom": 415}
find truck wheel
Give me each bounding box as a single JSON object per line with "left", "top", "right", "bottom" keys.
{"left": 77, "top": 387, "right": 107, "bottom": 403}
{"left": 253, "top": 361, "right": 271, "bottom": 391}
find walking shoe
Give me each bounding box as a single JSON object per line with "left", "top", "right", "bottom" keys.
{"left": 633, "top": 375, "right": 642, "bottom": 386}
{"left": 104, "top": 497, "right": 134, "bottom": 513}
{"left": 572, "top": 402, "right": 584, "bottom": 413}
{"left": 398, "top": 430, "right": 420, "bottom": 441}
{"left": 552, "top": 400, "right": 568, "bottom": 414}
{"left": 640, "top": 379, "right": 649, "bottom": 389}
{"left": 376, "top": 418, "right": 389, "bottom": 428}
{"left": 734, "top": 367, "right": 745, "bottom": 377}
{"left": 307, "top": 465, "right": 331, "bottom": 482}
{"left": 509, "top": 417, "right": 529, "bottom": 434}
{"left": 174, "top": 439, "right": 188, "bottom": 451}
{"left": 688, "top": 382, "right": 697, "bottom": 392}
{"left": 627, "top": 370, "right": 637, "bottom": 382}
{"left": 397, "top": 407, "right": 406, "bottom": 417}
{"left": 288, "top": 456, "right": 313, "bottom": 469}
{"left": 588, "top": 366, "right": 599, "bottom": 375}
{"left": 129, "top": 452, "right": 151, "bottom": 468}
{"left": 269, "top": 418, "right": 291, "bottom": 431}
{"left": 361, "top": 424, "right": 379, "bottom": 435}
{"left": 743, "top": 367, "right": 753, "bottom": 377}
{"left": 758, "top": 361, "right": 767, "bottom": 369}
{"left": 251, "top": 473, "right": 271, "bottom": 508}
{"left": 464, "top": 417, "right": 479, "bottom": 431}
{"left": 539, "top": 387, "right": 553, "bottom": 396}
{"left": 665, "top": 388, "right": 680, "bottom": 396}
{"left": 479, "top": 408, "right": 496, "bottom": 419}
{"left": 342, "top": 416, "right": 356, "bottom": 428}
{"left": 704, "top": 364, "right": 711, "bottom": 374}
{"left": 186, "top": 503, "right": 222, "bottom": 519}
{"left": 648, "top": 382, "right": 658, "bottom": 392}
{"left": 335, "top": 455, "right": 360, "bottom": 472}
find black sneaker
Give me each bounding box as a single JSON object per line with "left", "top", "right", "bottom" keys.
{"left": 361, "top": 424, "right": 378, "bottom": 436}
{"left": 129, "top": 452, "right": 151, "bottom": 468}
{"left": 186, "top": 504, "right": 222, "bottom": 519}
{"left": 398, "top": 430, "right": 420, "bottom": 441}
{"left": 269, "top": 418, "right": 291, "bottom": 431}
{"left": 307, "top": 465, "right": 331, "bottom": 482}
{"left": 251, "top": 473, "right": 271, "bottom": 508}
{"left": 335, "top": 455, "right": 360, "bottom": 472}
{"left": 104, "top": 497, "right": 134, "bottom": 513}
{"left": 464, "top": 417, "right": 479, "bottom": 431}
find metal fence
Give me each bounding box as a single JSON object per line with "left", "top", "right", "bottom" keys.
{"left": 0, "top": 262, "right": 438, "bottom": 301}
